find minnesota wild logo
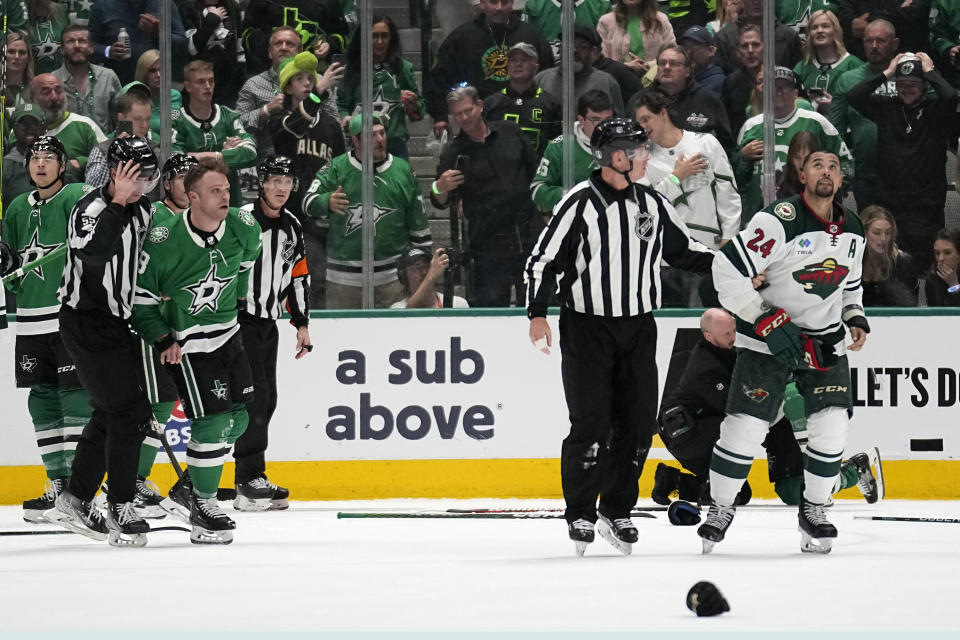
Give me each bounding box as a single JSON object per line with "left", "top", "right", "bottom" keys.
{"left": 792, "top": 258, "right": 849, "bottom": 299}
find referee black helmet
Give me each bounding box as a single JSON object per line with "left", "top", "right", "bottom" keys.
{"left": 590, "top": 117, "right": 648, "bottom": 167}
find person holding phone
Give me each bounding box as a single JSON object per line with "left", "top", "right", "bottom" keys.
{"left": 792, "top": 10, "right": 864, "bottom": 115}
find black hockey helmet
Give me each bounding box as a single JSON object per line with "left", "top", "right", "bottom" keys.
{"left": 162, "top": 152, "right": 199, "bottom": 181}
{"left": 589, "top": 117, "right": 648, "bottom": 167}
{"left": 108, "top": 136, "right": 159, "bottom": 178}
{"left": 258, "top": 154, "right": 298, "bottom": 190}
{"left": 26, "top": 135, "right": 67, "bottom": 164}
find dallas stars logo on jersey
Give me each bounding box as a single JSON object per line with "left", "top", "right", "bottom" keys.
{"left": 792, "top": 258, "right": 850, "bottom": 299}
{"left": 482, "top": 45, "right": 509, "bottom": 83}
{"left": 19, "top": 355, "right": 37, "bottom": 373}
{"left": 211, "top": 379, "right": 228, "bottom": 400}
{"left": 344, "top": 202, "right": 397, "bottom": 236}
{"left": 19, "top": 228, "right": 63, "bottom": 281}
{"left": 184, "top": 264, "right": 234, "bottom": 315}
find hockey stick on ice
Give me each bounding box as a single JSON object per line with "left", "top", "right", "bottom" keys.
{"left": 853, "top": 516, "right": 960, "bottom": 524}
{"left": 337, "top": 511, "right": 657, "bottom": 520}
{"left": 0, "top": 525, "right": 190, "bottom": 536}
{"left": 446, "top": 506, "right": 669, "bottom": 514}
{"left": 1, "top": 245, "right": 67, "bottom": 285}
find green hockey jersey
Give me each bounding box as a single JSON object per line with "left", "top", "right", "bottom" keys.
{"left": 44, "top": 111, "right": 107, "bottom": 169}
{"left": 337, "top": 60, "right": 425, "bottom": 142}
{"left": 775, "top": 1, "right": 838, "bottom": 38}
{"left": 530, "top": 123, "right": 596, "bottom": 213}
{"left": 132, "top": 207, "right": 262, "bottom": 354}
{"left": 1, "top": 0, "right": 28, "bottom": 31}
{"left": 171, "top": 105, "right": 258, "bottom": 207}
{"left": 2, "top": 182, "right": 92, "bottom": 335}
{"left": 714, "top": 193, "right": 865, "bottom": 356}
{"left": 302, "top": 153, "right": 431, "bottom": 286}
{"left": 735, "top": 107, "right": 852, "bottom": 220}
{"left": 149, "top": 200, "right": 181, "bottom": 229}
{"left": 522, "top": 0, "right": 611, "bottom": 42}
{"left": 793, "top": 52, "right": 863, "bottom": 94}
{"left": 27, "top": 12, "right": 68, "bottom": 74}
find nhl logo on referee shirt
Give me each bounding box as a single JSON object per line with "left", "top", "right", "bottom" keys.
{"left": 635, "top": 209, "right": 654, "bottom": 241}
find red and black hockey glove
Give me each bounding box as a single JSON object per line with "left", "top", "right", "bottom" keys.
{"left": 800, "top": 336, "right": 838, "bottom": 371}
{"left": 753, "top": 308, "right": 805, "bottom": 369}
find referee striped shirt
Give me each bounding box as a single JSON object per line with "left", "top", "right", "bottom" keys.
{"left": 524, "top": 172, "right": 714, "bottom": 318}
{"left": 240, "top": 202, "right": 310, "bottom": 326}
{"left": 59, "top": 186, "right": 152, "bottom": 320}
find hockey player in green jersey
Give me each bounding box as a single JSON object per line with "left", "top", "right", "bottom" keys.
{"left": 133, "top": 158, "right": 261, "bottom": 545}
{"left": 699, "top": 150, "right": 869, "bottom": 555}
{"left": 151, "top": 153, "right": 198, "bottom": 225}
{"left": 529, "top": 89, "right": 610, "bottom": 213}
{"left": 522, "top": 0, "right": 610, "bottom": 57}
{"left": 734, "top": 67, "right": 851, "bottom": 221}
{"left": 171, "top": 61, "right": 257, "bottom": 207}
{"left": 302, "top": 113, "right": 431, "bottom": 308}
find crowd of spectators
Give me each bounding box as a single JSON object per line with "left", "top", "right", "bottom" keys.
{"left": 3, "top": 0, "right": 960, "bottom": 308}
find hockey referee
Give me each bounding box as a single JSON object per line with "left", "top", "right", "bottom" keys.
{"left": 524, "top": 117, "right": 714, "bottom": 556}
{"left": 51, "top": 137, "right": 160, "bottom": 547}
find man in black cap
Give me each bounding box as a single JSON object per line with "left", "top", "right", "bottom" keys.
{"left": 535, "top": 24, "right": 624, "bottom": 115}
{"left": 677, "top": 25, "right": 725, "bottom": 95}
{"left": 847, "top": 51, "right": 959, "bottom": 269}
{"left": 483, "top": 42, "right": 562, "bottom": 158}
{"left": 2, "top": 103, "right": 48, "bottom": 207}
{"left": 391, "top": 246, "right": 469, "bottom": 309}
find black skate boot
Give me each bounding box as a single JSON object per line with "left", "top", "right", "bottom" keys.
{"left": 50, "top": 490, "right": 109, "bottom": 541}
{"left": 845, "top": 451, "right": 881, "bottom": 504}
{"left": 697, "top": 504, "right": 736, "bottom": 554}
{"left": 160, "top": 472, "right": 193, "bottom": 524}
{"left": 105, "top": 501, "right": 151, "bottom": 547}
{"left": 567, "top": 518, "right": 595, "bottom": 557}
{"left": 798, "top": 497, "right": 837, "bottom": 554}
{"left": 190, "top": 493, "right": 236, "bottom": 545}
{"left": 597, "top": 514, "right": 639, "bottom": 555}
{"left": 22, "top": 478, "right": 66, "bottom": 523}
{"left": 234, "top": 475, "right": 290, "bottom": 512}
{"left": 651, "top": 463, "right": 680, "bottom": 505}
{"left": 133, "top": 476, "right": 166, "bottom": 519}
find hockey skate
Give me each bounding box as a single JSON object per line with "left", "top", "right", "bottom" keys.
{"left": 105, "top": 501, "right": 150, "bottom": 547}
{"left": 843, "top": 452, "right": 878, "bottom": 503}
{"left": 50, "top": 491, "right": 109, "bottom": 541}
{"left": 697, "top": 504, "right": 736, "bottom": 554}
{"left": 798, "top": 497, "right": 837, "bottom": 554}
{"left": 22, "top": 477, "right": 66, "bottom": 523}
{"left": 651, "top": 463, "right": 680, "bottom": 506}
{"left": 597, "top": 514, "right": 638, "bottom": 555}
{"left": 190, "top": 494, "right": 236, "bottom": 545}
{"left": 133, "top": 477, "right": 166, "bottom": 519}
{"left": 568, "top": 518, "right": 595, "bottom": 557}
{"left": 868, "top": 447, "right": 885, "bottom": 501}
{"left": 234, "top": 475, "right": 290, "bottom": 512}
{"left": 160, "top": 472, "right": 193, "bottom": 525}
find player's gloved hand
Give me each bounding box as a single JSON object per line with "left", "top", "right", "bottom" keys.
{"left": 753, "top": 308, "right": 805, "bottom": 369}
{"left": 800, "top": 336, "right": 837, "bottom": 371}
{"left": 0, "top": 241, "right": 20, "bottom": 276}
{"left": 686, "top": 581, "right": 730, "bottom": 617}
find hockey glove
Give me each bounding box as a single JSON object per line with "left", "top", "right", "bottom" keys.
{"left": 754, "top": 308, "right": 805, "bottom": 369}
{"left": 800, "top": 337, "right": 837, "bottom": 371}
{"left": 0, "top": 241, "right": 20, "bottom": 276}
{"left": 686, "top": 581, "right": 730, "bottom": 617}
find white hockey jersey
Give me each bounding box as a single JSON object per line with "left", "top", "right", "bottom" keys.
{"left": 712, "top": 194, "right": 866, "bottom": 356}
{"left": 645, "top": 130, "right": 741, "bottom": 249}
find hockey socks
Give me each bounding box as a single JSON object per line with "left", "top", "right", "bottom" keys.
{"left": 29, "top": 384, "right": 89, "bottom": 480}
{"left": 186, "top": 404, "right": 249, "bottom": 498}
{"left": 137, "top": 400, "right": 176, "bottom": 478}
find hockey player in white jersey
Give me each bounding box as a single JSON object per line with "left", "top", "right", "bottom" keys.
{"left": 700, "top": 150, "right": 869, "bottom": 555}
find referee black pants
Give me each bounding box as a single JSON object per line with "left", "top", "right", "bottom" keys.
{"left": 234, "top": 313, "right": 279, "bottom": 483}
{"left": 559, "top": 308, "right": 658, "bottom": 524}
{"left": 59, "top": 306, "right": 153, "bottom": 504}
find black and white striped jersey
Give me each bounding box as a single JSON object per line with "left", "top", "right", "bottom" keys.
{"left": 240, "top": 202, "right": 310, "bottom": 326}
{"left": 524, "top": 171, "right": 714, "bottom": 318}
{"left": 59, "top": 186, "right": 152, "bottom": 320}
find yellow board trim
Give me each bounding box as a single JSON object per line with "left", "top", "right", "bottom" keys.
{"left": 2, "top": 458, "right": 959, "bottom": 504}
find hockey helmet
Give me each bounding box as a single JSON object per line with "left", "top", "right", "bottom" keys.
{"left": 257, "top": 154, "right": 298, "bottom": 190}
{"left": 162, "top": 152, "right": 199, "bottom": 181}
{"left": 26, "top": 135, "right": 67, "bottom": 165}
{"left": 589, "top": 117, "right": 649, "bottom": 168}
{"left": 107, "top": 136, "right": 160, "bottom": 192}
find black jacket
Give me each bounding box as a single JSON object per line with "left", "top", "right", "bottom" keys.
{"left": 714, "top": 18, "right": 802, "bottom": 74}
{"left": 837, "top": 0, "right": 931, "bottom": 60}
{"left": 650, "top": 78, "right": 735, "bottom": 151}
{"left": 722, "top": 66, "right": 756, "bottom": 143}
{"left": 924, "top": 272, "right": 960, "bottom": 307}
{"left": 593, "top": 55, "right": 644, "bottom": 108}
{"left": 426, "top": 14, "right": 555, "bottom": 123}
{"left": 241, "top": 0, "right": 349, "bottom": 75}
{"left": 483, "top": 84, "right": 562, "bottom": 157}
{"left": 862, "top": 252, "right": 920, "bottom": 307}
{"left": 662, "top": 336, "right": 737, "bottom": 418}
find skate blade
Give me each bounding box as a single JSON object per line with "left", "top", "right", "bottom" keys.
{"left": 269, "top": 498, "right": 290, "bottom": 511}
{"left": 159, "top": 497, "right": 192, "bottom": 525}
{"left": 22, "top": 509, "right": 53, "bottom": 524}
{"left": 596, "top": 518, "right": 633, "bottom": 556}
{"left": 574, "top": 540, "right": 589, "bottom": 557}
{"left": 233, "top": 496, "right": 271, "bottom": 512}
{"left": 47, "top": 511, "right": 108, "bottom": 541}
{"left": 134, "top": 505, "right": 167, "bottom": 520}
{"left": 108, "top": 531, "right": 148, "bottom": 547}
{"left": 190, "top": 526, "right": 234, "bottom": 545}
{"left": 869, "top": 447, "right": 885, "bottom": 501}
{"left": 799, "top": 530, "right": 834, "bottom": 554}
{"left": 701, "top": 538, "right": 716, "bottom": 554}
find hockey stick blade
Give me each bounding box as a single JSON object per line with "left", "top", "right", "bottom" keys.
{"left": 0, "top": 525, "right": 190, "bottom": 536}
{"left": 337, "top": 511, "right": 656, "bottom": 520}
{"left": 853, "top": 516, "right": 960, "bottom": 524}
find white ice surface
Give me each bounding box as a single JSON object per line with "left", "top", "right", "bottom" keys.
{"left": 1, "top": 499, "right": 958, "bottom": 633}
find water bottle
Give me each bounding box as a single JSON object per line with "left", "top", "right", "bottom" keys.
{"left": 116, "top": 27, "right": 131, "bottom": 60}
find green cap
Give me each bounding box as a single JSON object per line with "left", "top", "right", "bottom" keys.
{"left": 11, "top": 102, "right": 45, "bottom": 124}
{"left": 348, "top": 112, "right": 389, "bottom": 136}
